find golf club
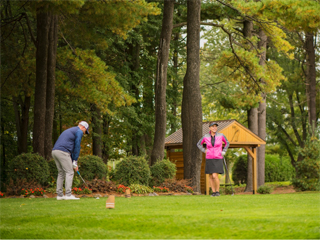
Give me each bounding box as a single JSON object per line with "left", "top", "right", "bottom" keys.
{"left": 223, "top": 157, "right": 234, "bottom": 196}
{"left": 77, "top": 171, "right": 99, "bottom": 199}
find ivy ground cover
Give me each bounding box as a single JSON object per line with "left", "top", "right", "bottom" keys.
{"left": 1, "top": 193, "right": 319, "bottom": 239}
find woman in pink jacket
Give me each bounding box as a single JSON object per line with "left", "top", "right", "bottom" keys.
{"left": 197, "top": 122, "right": 229, "bottom": 197}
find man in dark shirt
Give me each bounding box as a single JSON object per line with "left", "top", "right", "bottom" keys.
{"left": 52, "top": 121, "right": 89, "bottom": 200}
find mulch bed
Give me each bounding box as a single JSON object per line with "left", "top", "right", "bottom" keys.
{"left": 4, "top": 185, "right": 296, "bottom": 199}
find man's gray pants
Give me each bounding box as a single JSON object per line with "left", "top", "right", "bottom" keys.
{"left": 52, "top": 150, "right": 74, "bottom": 197}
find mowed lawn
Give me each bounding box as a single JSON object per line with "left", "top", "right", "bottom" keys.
{"left": 1, "top": 193, "right": 319, "bottom": 239}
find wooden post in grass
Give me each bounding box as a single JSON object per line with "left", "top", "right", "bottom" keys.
{"left": 106, "top": 195, "right": 115, "bottom": 209}
{"left": 125, "top": 188, "right": 131, "bottom": 198}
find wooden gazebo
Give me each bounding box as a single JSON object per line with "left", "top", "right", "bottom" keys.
{"left": 165, "top": 119, "right": 266, "bottom": 194}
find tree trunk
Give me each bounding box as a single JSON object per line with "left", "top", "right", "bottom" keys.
{"left": 257, "top": 28, "right": 267, "bottom": 187}
{"left": 129, "top": 42, "right": 140, "bottom": 156}
{"left": 1, "top": 123, "right": 6, "bottom": 174}
{"left": 92, "top": 104, "right": 102, "bottom": 158}
{"left": 305, "top": 32, "right": 317, "bottom": 134}
{"left": 151, "top": 0, "right": 174, "bottom": 165}
{"left": 102, "top": 115, "right": 110, "bottom": 163}
{"left": 170, "top": 30, "right": 180, "bottom": 134}
{"left": 242, "top": 20, "right": 256, "bottom": 193}
{"left": 182, "top": 0, "right": 202, "bottom": 192}
{"left": 33, "top": 7, "right": 50, "bottom": 157}
{"left": 12, "top": 95, "right": 30, "bottom": 154}
{"left": 52, "top": 109, "right": 59, "bottom": 145}
{"left": 44, "top": 14, "right": 58, "bottom": 160}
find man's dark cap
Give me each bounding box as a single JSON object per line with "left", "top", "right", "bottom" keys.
{"left": 209, "top": 122, "right": 219, "bottom": 127}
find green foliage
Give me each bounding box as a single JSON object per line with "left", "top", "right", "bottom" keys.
{"left": 265, "top": 155, "right": 295, "bottom": 182}
{"left": 232, "top": 154, "right": 295, "bottom": 185}
{"left": 47, "top": 159, "right": 58, "bottom": 180}
{"left": 257, "top": 185, "right": 273, "bottom": 194}
{"left": 113, "top": 156, "right": 151, "bottom": 186}
{"left": 6, "top": 153, "right": 49, "bottom": 185}
{"left": 232, "top": 155, "right": 247, "bottom": 185}
{"left": 78, "top": 155, "right": 107, "bottom": 181}
{"left": 150, "top": 159, "right": 176, "bottom": 186}
{"left": 56, "top": 47, "right": 136, "bottom": 115}
{"left": 233, "top": 0, "right": 320, "bottom": 32}
{"left": 128, "top": 184, "right": 153, "bottom": 194}
{"left": 224, "top": 186, "right": 234, "bottom": 195}
{"left": 292, "top": 132, "right": 320, "bottom": 191}
{"left": 213, "top": 48, "right": 286, "bottom": 107}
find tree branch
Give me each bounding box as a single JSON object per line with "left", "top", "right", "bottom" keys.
{"left": 288, "top": 93, "right": 303, "bottom": 147}
{"left": 278, "top": 124, "right": 297, "bottom": 147}
{"left": 23, "top": 12, "right": 37, "bottom": 46}
{"left": 1, "top": 20, "right": 28, "bottom": 89}
{"left": 59, "top": 31, "right": 77, "bottom": 56}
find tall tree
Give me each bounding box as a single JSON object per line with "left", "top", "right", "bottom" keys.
{"left": 44, "top": 14, "right": 58, "bottom": 160}
{"left": 151, "top": 0, "right": 175, "bottom": 165}
{"left": 243, "top": 19, "right": 256, "bottom": 192}
{"left": 33, "top": 5, "right": 51, "bottom": 157}
{"left": 257, "top": 28, "right": 267, "bottom": 187}
{"left": 182, "top": 0, "right": 203, "bottom": 192}
{"left": 304, "top": 32, "right": 317, "bottom": 133}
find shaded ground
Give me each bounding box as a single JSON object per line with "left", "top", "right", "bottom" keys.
{"left": 234, "top": 185, "right": 296, "bottom": 195}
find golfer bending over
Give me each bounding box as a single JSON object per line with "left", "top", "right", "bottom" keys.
{"left": 52, "top": 121, "right": 89, "bottom": 200}
{"left": 197, "top": 122, "right": 229, "bottom": 197}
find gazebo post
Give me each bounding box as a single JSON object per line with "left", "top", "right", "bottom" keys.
{"left": 244, "top": 146, "right": 257, "bottom": 194}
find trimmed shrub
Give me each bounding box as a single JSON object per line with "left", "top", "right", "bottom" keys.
{"left": 150, "top": 159, "right": 176, "bottom": 187}
{"left": 257, "top": 185, "right": 273, "bottom": 194}
{"left": 292, "top": 135, "right": 320, "bottom": 191}
{"left": 113, "top": 155, "right": 150, "bottom": 186}
{"left": 6, "top": 153, "right": 49, "bottom": 185}
{"left": 224, "top": 186, "right": 234, "bottom": 195}
{"left": 265, "top": 155, "right": 295, "bottom": 182}
{"left": 232, "top": 155, "right": 247, "bottom": 185}
{"left": 48, "top": 159, "right": 58, "bottom": 180}
{"left": 78, "top": 155, "right": 107, "bottom": 181}
{"left": 232, "top": 154, "right": 295, "bottom": 185}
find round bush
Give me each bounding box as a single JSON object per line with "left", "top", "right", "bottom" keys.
{"left": 292, "top": 137, "right": 320, "bottom": 191}
{"left": 48, "top": 159, "right": 58, "bottom": 181}
{"left": 257, "top": 185, "right": 273, "bottom": 194}
{"left": 113, "top": 155, "right": 150, "bottom": 186}
{"left": 232, "top": 154, "right": 295, "bottom": 185}
{"left": 78, "top": 155, "right": 107, "bottom": 181}
{"left": 265, "top": 155, "right": 295, "bottom": 182}
{"left": 150, "top": 159, "right": 176, "bottom": 187}
{"left": 6, "top": 153, "right": 49, "bottom": 185}
{"left": 232, "top": 155, "right": 247, "bottom": 185}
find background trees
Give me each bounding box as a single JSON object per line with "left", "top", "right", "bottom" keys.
{"left": 1, "top": 0, "right": 319, "bottom": 190}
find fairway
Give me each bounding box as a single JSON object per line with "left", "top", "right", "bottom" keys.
{"left": 1, "top": 193, "right": 319, "bottom": 239}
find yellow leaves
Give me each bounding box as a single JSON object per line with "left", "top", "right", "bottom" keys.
{"left": 57, "top": 47, "right": 135, "bottom": 114}
{"left": 211, "top": 46, "right": 285, "bottom": 108}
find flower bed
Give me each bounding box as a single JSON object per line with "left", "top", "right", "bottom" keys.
{"left": 20, "top": 188, "right": 46, "bottom": 197}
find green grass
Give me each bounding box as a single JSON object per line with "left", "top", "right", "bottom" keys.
{"left": 1, "top": 193, "right": 320, "bottom": 239}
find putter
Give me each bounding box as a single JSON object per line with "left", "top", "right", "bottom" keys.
{"left": 77, "top": 171, "right": 99, "bottom": 199}
{"left": 223, "top": 157, "right": 234, "bottom": 196}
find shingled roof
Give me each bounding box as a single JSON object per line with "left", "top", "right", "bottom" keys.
{"left": 165, "top": 119, "right": 236, "bottom": 147}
